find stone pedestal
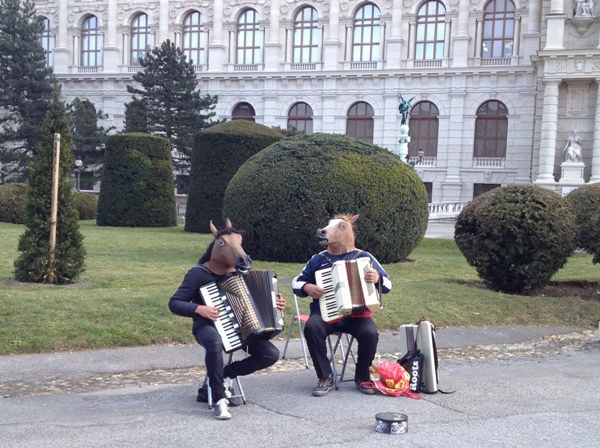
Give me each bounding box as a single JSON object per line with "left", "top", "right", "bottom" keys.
{"left": 559, "top": 161, "right": 585, "bottom": 185}
{"left": 398, "top": 124, "right": 410, "bottom": 163}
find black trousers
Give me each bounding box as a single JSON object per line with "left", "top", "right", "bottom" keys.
{"left": 304, "top": 311, "right": 379, "bottom": 382}
{"left": 194, "top": 321, "right": 280, "bottom": 402}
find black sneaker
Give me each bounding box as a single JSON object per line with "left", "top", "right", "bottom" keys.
{"left": 355, "top": 380, "right": 376, "bottom": 395}
{"left": 312, "top": 377, "right": 334, "bottom": 397}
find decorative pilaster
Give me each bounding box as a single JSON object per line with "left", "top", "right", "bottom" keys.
{"left": 590, "top": 80, "right": 600, "bottom": 183}
{"left": 535, "top": 80, "right": 560, "bottom": 184}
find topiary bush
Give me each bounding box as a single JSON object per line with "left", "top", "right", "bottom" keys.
{"left": 185, "top": 120, "right": 284, "bottom": 233}
{"left": 222, "top": 133, "right": 429, "bottom": 263}
{"left": 455, "top": 185, "right": 577, "bottom": 294}
{"left": 0, "top": 183, "right": 28, "bottom": 224}
{"left": 97, "top": 133, "right": 177, "bottom": 227}
{"left": 565, "top": 183, "right": 600, "bottom": 264}
{"left": 73, "top": 192, "right": 98, "bottom": 220}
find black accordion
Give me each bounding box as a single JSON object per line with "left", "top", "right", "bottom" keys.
{"left": 199, "top": 270, "right": 284, "bottom": 353}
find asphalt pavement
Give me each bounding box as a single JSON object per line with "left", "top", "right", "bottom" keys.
{"left": 2, "top": 220, "right": 600, "bottom": 448}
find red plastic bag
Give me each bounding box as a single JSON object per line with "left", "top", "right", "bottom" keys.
{"left": 374, "top": 361, "right": 421, "bottom": 400}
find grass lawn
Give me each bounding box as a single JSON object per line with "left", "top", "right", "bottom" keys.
{"left": 1, "top": 221, "right": 598, "bottom": 356}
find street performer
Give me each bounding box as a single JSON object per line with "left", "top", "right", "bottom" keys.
{"left": 292, "top": 214, "right": 392, "bottom": 396}
{"left": 169, "top": 219, "right": 286, "bottom": 420}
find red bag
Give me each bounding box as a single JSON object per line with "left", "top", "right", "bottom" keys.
{"left": 374, "top": 361, "right": 422, "bottom": 400}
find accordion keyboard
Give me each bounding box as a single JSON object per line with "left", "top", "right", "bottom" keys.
{"left": 200, "top": 283, "right": 244, "bottom": 353}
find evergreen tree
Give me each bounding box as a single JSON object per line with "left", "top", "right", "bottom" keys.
{"left": 0, "top": 0, "right": 54, "bottom": 182}
{"left": 67, "top": 98, "right": 114, "bottom": 186}
{"left": 14, "top": 84, "right": 86, "bottom": 284}
{"left": 125, "top": 39, "right": 218, "bottom": 167}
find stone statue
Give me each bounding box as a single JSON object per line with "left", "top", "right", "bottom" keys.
{"left": 562, "top": 130, "right": 583, "bottom": 163}
{"left": 399, "top": 95, "right": 415, "bottom": 125}
{"left": 574, "top": 0, "right": 595, "bottom": 18}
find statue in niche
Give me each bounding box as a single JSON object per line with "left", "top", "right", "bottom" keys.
{"left": 562, "top": 130, "right": 583, "bottom": 163}
{"left": 573, "top": 0, "right": 596, "bottom": 18}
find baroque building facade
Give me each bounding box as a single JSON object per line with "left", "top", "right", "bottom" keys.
{"left": 33, "top": 0, "right": 600, "bottom": 202}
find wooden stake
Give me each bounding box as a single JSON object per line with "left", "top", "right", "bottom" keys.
{"left": 48, "top": 133, "right": 60, "bottom": 284}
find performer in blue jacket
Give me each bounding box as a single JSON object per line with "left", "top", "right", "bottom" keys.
{"left": 292, "top": 214, "right": 392, "bottom": 396}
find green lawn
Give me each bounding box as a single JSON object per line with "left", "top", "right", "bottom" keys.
{"left": 1, "top": 221, "right": 598, "bottom": 355}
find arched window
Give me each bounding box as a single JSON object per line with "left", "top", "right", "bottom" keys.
{"left": 237, "top": 9, "right": 262, "bottom": 65}
{"left": 474, "top": 100, "right": 508, "bottom": 157}
{"left": 38, "top": 17, "right": 53, "bottom": 66}
{"left": 232, "top": 102, "right": 256, "bottom": 122}
{"left": 131, "top": 13, "right": 152, "bottom": 66}
{"left": 81, "top": 16, "right": 100, "bottom": 67}
{"left": 182, "top": 11, "right": 206, "bottom": 65}
{"left": 346, "top": 102, "right": 374, "bottom": 143}
{"left": 352, "top": 3, "right": 381, "bottom": 62}
{"left": 408, "top": 101, "right": 439, "bottom": 157}
{"left": 415, "top": 1, "right": 446, "bottom": 60}
{"left": 293, "top": 7, "right": 320, "bottom": 64}
{"left": 482, "top": 0, "right": 515, "bottom": 58}
{"left": 288, "top": 102, "right": 313, "bottom": 134}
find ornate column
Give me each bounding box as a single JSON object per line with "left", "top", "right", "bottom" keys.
{"left": 53, "top": 0, "right": 69, "bottom": 73}
{"left": 264, "top": 0, "right": 281, "bottom": 71}
{"left": 474, "top": 17, "right": 483, "bottom": 59}
{"left": 590, "top": 80, "right": 600, "bottom": 183}
{"left": 545, "top": 0, "right": 565, "bottom": 50}
{"left": 159, "top": 0, "right": 169, "bottom": 43}
{"left": 103, "top": 0, "right": 119, "bottom": 72}
{"left": 323, "top": 0, "right": 341, "bottom": 70}
{"left": 535, "top": 80, "right": 560, "bottom": 184}
{"left": 385, "top": 0, "right": 403, "bottom": 69}
{"left": 208, "top": 0, "right": 225, "bottom": 71}
{"left": 451, "top": 0, "right": 471, "bottom": 68}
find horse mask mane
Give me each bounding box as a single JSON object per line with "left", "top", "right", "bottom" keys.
{"left": 316, "top": 214, "right": 359, "bottom": 255}
{"left": 199, "top": 219, "right": 252, "bottom": 275}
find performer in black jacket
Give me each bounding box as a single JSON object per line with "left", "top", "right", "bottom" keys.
{"left": 169, "top": 221, "right": 286, "bottom": 420}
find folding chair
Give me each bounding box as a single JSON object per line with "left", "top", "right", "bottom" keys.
{"left": 281, "top": 287, "right": 310, "bottom": 368}
{"left": 202, "top": 351, "right": 247, "bottom": 409}
{"left": 328, "top": 333, "right": 357, "bottom": 390}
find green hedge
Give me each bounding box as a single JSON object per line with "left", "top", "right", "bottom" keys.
{"left": 222, "top": 133, "right": 429, "bottom": 263}
{"left": 185, "top": 120, "right": 284, "bottom": 233}
{"left": 565, "top": 183, "right": 600, "bottom": 263}
{"left": 455, "top": 185, "right": 577, "bottom": 294}
{"left": 97, "top": 133, "right": 177, "bottom": 227}
{"left": 73, "top": 192, "right": 98, "bottom": 220}
{"left": 0, "top": 183, "right": 28, "bottom": 224}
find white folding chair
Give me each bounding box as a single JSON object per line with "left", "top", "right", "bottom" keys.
{"left": 328, "top": 333, "right": 357, "bottom": 390}
{"left": 281, "top": 286, "right": 310, "bottom": 368}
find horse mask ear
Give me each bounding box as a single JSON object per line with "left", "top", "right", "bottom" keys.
{"left": 350, "top": 214, "right": 359, "bottom": 223}
{"left": 209, "top": 221, "right": 218, "bottom": 237}
{"left": 225, "top": 218, "right": 233, "bottom": 228}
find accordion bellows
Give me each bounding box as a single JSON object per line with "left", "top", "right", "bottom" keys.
{"left": 200, "top": 270, "right": 284, "bottom": 353}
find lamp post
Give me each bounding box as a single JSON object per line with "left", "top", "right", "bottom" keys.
{"left": 75, "top": 157, "right": 83, "bottom": 191}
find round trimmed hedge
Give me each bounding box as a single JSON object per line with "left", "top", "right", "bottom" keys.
{"left": 222, "top": 133, "right": 429, "bottom": 263}
{"left": 455, "top": 185, "right": 577, "bottom": 294}
{"left": 565, "top": 183, "right": 600, "bottom": 264}
{"left": 0, "top": 183, "right": 28, "bottom": 224}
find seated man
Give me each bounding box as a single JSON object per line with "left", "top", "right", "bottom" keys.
{"left": 292, "top": 214, "right": 392, "bottom": 396}
{"left": 169, "top": 220, "right": 286, "bottom": 420}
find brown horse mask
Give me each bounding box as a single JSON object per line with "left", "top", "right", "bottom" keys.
{"left": 206, "top": 219, "right": 252, "bottom": 275}
{"left": 316, "top": 214, "right": 359, "bottom": 255}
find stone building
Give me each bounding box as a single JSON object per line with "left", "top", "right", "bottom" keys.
{"left": 33, "top": 0, "right": 600, "bottom": 202}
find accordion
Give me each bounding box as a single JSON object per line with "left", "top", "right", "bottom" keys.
{"left": 315, "top": 257, "right": 382, "bottom": 323}
{"left": 200, "top": 270, "right": 284, "bottom": 353}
